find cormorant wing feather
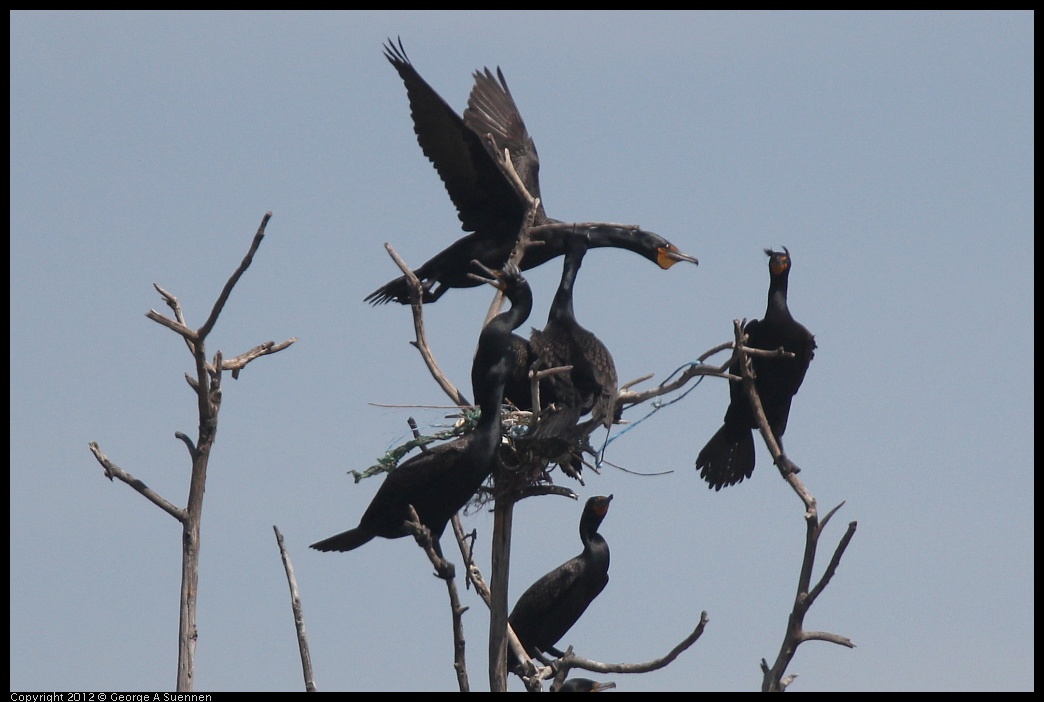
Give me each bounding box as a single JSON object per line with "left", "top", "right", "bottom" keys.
{"left": 384, "top": 39, "right": 526, "bottom": 236}
{"left": 464, "top": 66, "right": 543, "bottom": 205}
{"left": 510, "top": 555, "right": 585, "bottom": 627}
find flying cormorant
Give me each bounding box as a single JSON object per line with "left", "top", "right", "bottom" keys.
{"left": 366, "top": 39, "right": 698, "bottom": 306}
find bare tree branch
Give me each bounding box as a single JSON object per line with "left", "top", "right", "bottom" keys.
{"left": 405, "top": 507, "right": 470, "bottom": 692}
{"left": 152, "top": 283, "right": 185, "bottom": 321}
{"left": 404, "top": 505, "right": 457, "bottom": 580}
{"left": 273, "top": 525, "right": 316, "bottom": 692}
{"left": 217, "top": 338, "right": 297, "bottom": 379}
{"left": 721, "top": 319, "right": 858, "bottom": 692}
{"left": 450, "top": 516, "right": 552, "bottom": 691}
{"left": 808, "top": 521, "right": 859, "bottom": 606}
{"left": 174, "top": 432, "right": 197, "bottom": 461}
{"left": 197, "top": 211, "right": 272, "bottom": 340}
{"left": 88, "top": 441, "right": 186, "bottom": 522}
{"left": 88, "top": 212, "right": 291, "bottom": 691}
{"left": 144, "top": 309, "right": 198, "bottom": 341}
{"left": 477, "top": 139, "right": 540, "bottom": 327}
{"left": 553, "top": 610, "right": 709, "bottom": 677}
{"left": 616, "top": 341, "right": 794, "bottom": 416}
{"left": 383, "top": 242, "right": 469, "bottom": 407}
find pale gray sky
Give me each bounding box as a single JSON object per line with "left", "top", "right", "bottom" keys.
{"left": 10, "top": 10, "right": 1033, "bottom": 692}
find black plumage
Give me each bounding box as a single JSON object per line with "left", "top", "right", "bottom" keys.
{"left": 696, "top": 247, "right": 816, "bottom": 490}
{"left": 500, "top": 332, "right": 539, "bottom": 412}
{"left": 555, "top": 678, "right": 617, "bottom": 693}
{"left": 530, "top": 233, "right": 618, "bottom": 430}
{"left": 470, "top": 262, "right": 536, "bottom": 413}
{"left": 509, "top": 494, "right": 613, "bottom": 667}
{"left": 366, "top": 38, "right": 698, "bottom": 306}
{"left": 311, "top": 264, "right": 532, "bottom": 555}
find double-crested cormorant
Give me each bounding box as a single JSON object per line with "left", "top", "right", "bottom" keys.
{"left": 508, "top": 494, "right": 613, "bottom": 668}
{"left": 695, "top": 247, "right": 816, "bottom": 490}
{"left": 470, "top": 260, "right": 535, "bottom": 413}
{"left": 555, "top": 678, "right": 617, "bottom": 692}
{"left": 500, "top": 331, "right": 539, "bottom": 413}
{"left": 530, "top": 233, "right": 618, "bottom": 430}
{"left": 311, "top": 263, "right": 532, "bottom": 555}
{"left": 366, "top": 39, "right": 698, "bottom": 306}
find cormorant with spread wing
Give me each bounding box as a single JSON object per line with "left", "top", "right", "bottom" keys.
{"left": 366, "top": 39, "right": 698, "bottom": 306}
{"left": 509, "top": 495, "right": 613, "bottom": 669}
{"left": 695, "top": 247, "right": 816, "bottom": 490}
{"left": 311, "top": 263, "right": 532, "bottom": 555}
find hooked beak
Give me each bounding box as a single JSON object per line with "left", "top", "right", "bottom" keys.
{"left": 467, "top": 259, "right": 507, "bottom": 290}
{"left": 592, "top": 494, "right": 614, "bottom": 516}
{"left": 657, "top": 245, "right": 699, "bottom": 269}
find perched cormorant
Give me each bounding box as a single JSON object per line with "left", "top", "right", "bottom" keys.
{"left": 530, "top": 233, "right": 618, "bottom": 430}
{"left": 311, "top": 263, "right": 532, "bottom": 555}
{"left": 695, "top": 247, "right": 816, "bottom": 490}
{"left": 470, "top": 260, "right": 535, "bottom": 413}
{"left": 555, "top": 678, "right": 617, "bottom": 692}
{"left": 499, "top": 330, "right": 539, "bottom": 413}
{"left": 366, "top": 39, "right": 698, "bottom": 306}
{"left": 508, "top": 495, "right": 613, "bottom": 668}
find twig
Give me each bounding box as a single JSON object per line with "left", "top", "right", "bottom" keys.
{"left": 273, "top": 525, "right": 316, "bottom": 692}
{"left": 479, "top": 139, "right": 540, "bottom": 327}
{"left": 450, "top": 515, "right": 551, "bottom": 689}
{"left": 383, "top": 243, "right": 468, "bottom": 407}
{"left": 552, "top": 610, "right": 709, "bottom": 677}
{"left": 615, "top": 341, "right": 735, "bottom": 409}
{"left": 197, "top": 212, "right": 272, "bottom": 339}
{"left": 218, "top": 338, "right": 298, "bottom": 379}
{"left": 406, "top": 507, "right": 470, "bottom": 692}
{"left": 88, "top": 442, "right": 185, "bottom": 522}
{"left": 404, "top": 506, "right": 457, "bottom": 580}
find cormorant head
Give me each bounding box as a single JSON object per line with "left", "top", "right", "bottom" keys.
{"left": 588, "top": 494, "right": 613, "bottom": 518}
{"left": 469, "top": 260, "right": 525, "bottom": 292}
{"left": 554, "top": 677, "right": 617, "bottom": 692}
{"left": 587, "top": 225, "right": 698, "bottom": 269}
{"left": 765, "top": 247, "right": 791, "bottom": 277}
{"left": 655, "top": 241, "right": 700, "bottom": 269}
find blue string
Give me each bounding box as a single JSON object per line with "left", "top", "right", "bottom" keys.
{"left": 597, "top": 361, "right": 705, "bottom": 464}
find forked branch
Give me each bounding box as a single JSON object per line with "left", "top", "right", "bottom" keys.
{"left": 552, "top": 610, "right": 709, "bottom": 677}
{"left": 725, "top": 319, "right": 858, "bottom": 691}
{"left": 88, "top": 212, "right": 294, "bottom": 692}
